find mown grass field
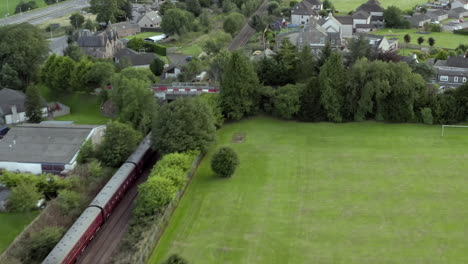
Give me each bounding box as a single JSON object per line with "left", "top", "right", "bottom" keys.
{"left": 374, "top": 28, "right": 468, "bottom": 49}
{"left": 333, "top": 0, "right": 426, "bottom": 13}
{"left": 0, "top": 0, "right": 46, "bottom": 18}
{"left": 0, "top": 212, "right": 38, "bottom": 254}
{"left": 150, "top": 117, "right": 468, "bottom": 264}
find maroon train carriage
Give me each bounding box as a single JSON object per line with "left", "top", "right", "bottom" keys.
{"left": 42, "top": 207, "right": 103, "bottom": 264}
{"left": 42, "top": 134, "right": 154, "bottom": 264}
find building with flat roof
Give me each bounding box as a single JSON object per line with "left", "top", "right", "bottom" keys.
{"left": 0, "top": 124, "right": 105, "bottom": 174}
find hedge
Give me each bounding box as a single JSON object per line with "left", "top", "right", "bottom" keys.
{"left": 453, "top": 29, "right": 468, "bottom": 35}
{"left": 144, "top": 43, "right": 167, "bottom": 57}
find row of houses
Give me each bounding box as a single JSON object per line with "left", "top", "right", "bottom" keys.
{"left": 409, "top": 7, "right": 468, "bottom": 27}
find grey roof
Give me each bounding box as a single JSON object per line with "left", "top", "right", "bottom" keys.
{"left": 410, "top": 13, "right": 432, "bottom": 24}
{"left": 0, "top": 124, "right": 99, "bottom": 164}
{"left": 109, "top": 22, "right": 140, "bottom": 35}
{"left": 434, "top": 59, "right": 447, "bottom": 67}
{"left": 438, "top": 68, "right": 468, "bottom": 76}
{"left": 353, "top": 10, "right": 370, "bottom": 19}
{"left": 0, "top": 88, "right": 26, "bottom": 115}
{"left": 445, "top": 56, "right": 468, "bottom": 68}
{"left": 335, "top": 15, "right": 353, "bottom": 25}
{"left": 356, "top": 23, "right": 375, "bottom": 28}
{"left": 427, "top": 9, "right": 447, "bottom": 16}
{"left": 449, "top": 7, "right": 468, "bottom": 14}
{"left": 42, "top": 207, "right": 102, "bottom": 264}
{"left": 126, "top": 134, "right": 152, "bottom": 165}
{"left": 357, "top": 0, "right": 384, "bottom": 13}
{"left": 305, "top": 0, "right": 322, "bottom": 5}
{"left": 115, "top": 48, "right": 157, "bottom": 66}
{"left": 292, "top": 1, "right": 318, "bottom": 16}
{"left": 77, "top": 28, "right": 117, "bottom": 48}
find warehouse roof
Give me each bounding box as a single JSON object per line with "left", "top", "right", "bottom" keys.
{"left": 0, "top": 124, "right": 100, "bottom": 164}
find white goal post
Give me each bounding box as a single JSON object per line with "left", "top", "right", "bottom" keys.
{"left": 441, "top": 125, "right": 468, "bottom": 136}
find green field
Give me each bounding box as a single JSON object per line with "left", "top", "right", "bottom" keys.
{"left": 333, "top": 0, "right": 426, "bottom": 13}
{"left": 0, "top": 212, "right": 38, "bottom": 254}
{"left": 375, "top": 28, "right": 468, "bottom": 49}
{"left": 0, "top": 0, "right": 47, "bottom": 18}
{"left": 150, "top": 117, "right": 468, "bottom": 264}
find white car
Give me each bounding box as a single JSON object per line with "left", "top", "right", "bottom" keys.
{"left": 454, "top": 26, "right": 463, "bottom": 30}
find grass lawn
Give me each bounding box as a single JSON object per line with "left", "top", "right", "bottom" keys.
{"left": 333, "top": 0, "right": 427, "bottom": 13}
{"left": 125, "top": 32, "right": 163, "bottom": 40}
{"left": 178, "top": 45, "right": 203, "bottom": 56}
{"left": 0, "top": 0, "right": 46, "bottom": 18}
{"left": 374, "top": 28, "right": 468, "bottom": 49}
{"left": 0, "top": 212, "right": 38, "bottom": 254}
{"left": 39, "top": 85, "right": 108, "bottom": 125}
{"left": 150, "top": 117, "right": 468, "bottom": 264}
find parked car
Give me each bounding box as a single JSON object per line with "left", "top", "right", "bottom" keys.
{"left": 185, "top": 56, "right": 193, "bottom": 62}
{"left": 451, "top": 20, "right": 460, "bottom": 24}
{"left": 460, "top": 19, "right": 464, "bottom": 22}
{"left": 454, "top": 26, "right": 463, "bottom": 30}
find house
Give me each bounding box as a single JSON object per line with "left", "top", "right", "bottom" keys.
{"left": 277, "top": 22, "right": 341, "bottom": 53}
{"left": 451, "top": 0, "right": 468, "bottom": 10}
{"left": 335, "top": 15, "right": 354, "bottom": 38}
{"left": 138, "top": 11, "right": 162, "bottom": 29}
{"left": 291, "top": 1, "right": 320, "bottom": 25}
{"left": 363, "top": 34, "right": 398, "bottom": 51}
{"left": 77, "top": 27, "right": 124, "bottom": 59}
{"left": 448, "top": 7, "right": 468, "bottom": 18}
{"left": 434, "top": 56, "right": 468, "bottom": 87}
{"left": 355, "top": 23, "right": 375, "bottom": 33}
{"left": 0, "top": 123, "right": 106, "bottom": 174}
{"left": 319, "top": 13, "right": 343, "bottom": 39}
{"left": 164, "top": 65, "right": 182, "bottom": 79}
{"left": 409, "top": 13, "right": 432, "bottom": 27}
{"left": 115, "top": 48, "right": 158, "bottom": 68}
{"left": 131, "top": 4, "right": 152, "bottom": 23}
{"left": 426, "top": 9, "right": 449, "bottom": 22}
{"left": 306, "top": 0, "right": 322, "bottom": 10}
{"left": 108, "top": 22, "right": 141, "bottom": 38}
{"left": 356, "top": 0, "right": 385, "bottom": 27}
{"left": 352, "top": 10, "right": 371, "bottom": 29}
{"left": 0, "top": 88, "right": 48, "bottom": 125}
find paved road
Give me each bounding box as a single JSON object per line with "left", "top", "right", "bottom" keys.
{"left": 228, "top": 0, "right": 269, "bottom": 51}
{"left": 49, "top": 36, "right": 68, "bottom": 55}
{"left": 443, "top": 21, "right": 468, "bottom": 31}
{"left": 0, "top": 0, "right": 89, "bottom": 25}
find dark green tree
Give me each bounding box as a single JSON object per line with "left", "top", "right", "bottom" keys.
{"left": 347, "top": 34, "right": 372, "bottom": 64}
{"left": 267, "top": 2, "right": 279, "bottom": 15}
{"left": 159, "top": 0, "right": 175, "bottom": 15}
{"left": 186, "top": 0, "right": 202, "bottom": 16}
{"left": 208, "top": 49, "right": 230, "bottom": 82}
{"left": 295, "top": 45, "right": 316, "bottom": 81}
{"left": 97, "top": 121, "right": 143, "bottom": 167}
{"left": 317, "top": 40, "right": 332, "bottom": 67}
{"left": 428, "top": 37, "right": 435, "bottom": 48}
{"left": 319, "top": 52, "right": 347, "bottom": 122}
{"left": 384, "top": 6, "right": 410, "bottom": 28}
{"left": 70, "top": 59, "right": 93, "bottom": 92}
{"left": 211, "top": 147, "right": 239, "bottom": 177}
{"left": 7, "top": 181, "right": 42, "bottom": 212}
{"left": 223, "top": 12, "right": 245, "bottom": 36}
{"left": 77, "top": 139, "right": 95, "bottom": 164}
{"left": 0, "top": 23, "right": 49, "bottom": 91}
{"left": 150, "top": 57, "right": 165, "bottom": 76}
{"left": 272, "top": 84, "right": 303, "bottom": 119}
{"left": 161, "top": 254, "right": 189, "bottom": 264}
{"left": 221, "top": 52, "right": 259, "bottom": 120}
{"left": 161, "top": 8, "right": 194, "bottom": 35}
{"left": 152, "top": 97, "right": 216, "bottom": 154}
{"left": 417, "top": 36, "right": 424, "bottom": 46}
{"left": 70, "top": 13, "right": 85, "bottom": 28}
{"left": 25, "top": 85, "right": 43, "bottom": 123}
{"left": 298, "top": 77, "right": 326, "bottom": 121}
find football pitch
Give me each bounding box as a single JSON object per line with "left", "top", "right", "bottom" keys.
{"left": 150, "top": 117, "right": 468, "bottom": 263}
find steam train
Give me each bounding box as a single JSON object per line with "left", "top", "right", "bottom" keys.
{"left": 42, "top": 135, "right": 154, "bottom": 264}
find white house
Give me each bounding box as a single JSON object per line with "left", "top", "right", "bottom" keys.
{"left": 352, "top": 10, "right": 371, "bottom": 28}
{"left": 451, "top": 0, "right": 468, "bottom": 10}
{"left": 0, "top": 88, "right": 48, "bottom": 125}
{"left": 291, "top": 0, "right": 321, "bottom": 25}
{"left": 0, "top": 123, "right": 106, "bottom": 174}
{"left": 138, "top": 11, "right": 162, "bottom": 29}
{"left": 319, "top": 13, "right": 343, "bottom": 39}
{"left": 164, "top": 65, "right": 182, "bottom": 79}
{"left": 335, "top": 15, "right": 354, "bottom": 38}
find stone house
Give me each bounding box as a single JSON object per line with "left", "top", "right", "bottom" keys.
{"left": 138, "top": 11, "right": 162, "bottom": 29}
{"left": 115, "top": 48, "right": 158, "bottom": 68}
{"left": 434, "top": 56, "right": 468, "bottom": 88}
{"left": 108, "top": 21, "right": 141, "bottom": 38}
{"left": 77, "top": 27, "right": 124, "bottom": 59}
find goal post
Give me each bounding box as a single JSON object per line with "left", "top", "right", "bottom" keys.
{"left": 441, "top": 125, "right": 468, "bottom": 136}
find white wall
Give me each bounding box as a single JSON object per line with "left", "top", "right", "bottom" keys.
{"left": 292, "top": 15, "right": 313, "bottom": 25}
{"left": 5, "top": 107, "right": 48, "bottom": 125}
{"left": 0, "top": 162, "right": 42, "bottom": 174}
{"left": 342, "top": 25, "right": 353, "bottom": 38}
{"left": 353, "top": 18, "right": 370, "bottom": 28}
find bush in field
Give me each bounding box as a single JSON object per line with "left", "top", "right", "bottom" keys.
{"left": 135, "top": 177, "right": 177, "bottom": 217}
{"left": 56, "top": 189, "right": 82, "bottom": 214}
{"left": 155, "top": 167, "right": 187, "bottom": 190}
{"left": 7, "top": 182, "right": 42, "bottom": 212}
{"left": 77, "top": 139, "right": 94, "bottom": 164}
{"left": 211, "top": 147, "right": 239, "bottom": 178}
{"left": 153, "top": 152, "right": 197, "bottom": 175}
{"left": 421, "top": 108, "right": 433, "bottom": 125}
{"left": 24, "top": 227, "right": 65, "bottom": 263}
{"left": 162, "top": 254, "right": 189, "bottom": 264}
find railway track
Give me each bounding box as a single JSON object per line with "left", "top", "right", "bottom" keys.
{"left": 75, "top": 163, "right": 154, "bottom": 264}
{"left": 228, "top": 0, "right": 269, "bottom": 51}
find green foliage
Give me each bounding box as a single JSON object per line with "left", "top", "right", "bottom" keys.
{"left": 211, "top": 147, "right": 239, "bottom": 178}
{"left": 221, "top": 52, "right": 259, "bottom": 120}
{"left": 295, "top": 45, "right": 316, "bottom": 81}
{"left": 154, "top": 152, "right": 197, "bottom": 175}
{"left": 70, "top": 59, "right": 93, "bottom": 92}
{"left": 267, "top": 2, "right": 279, "bottom": 15}
{"left": 25, "top": 85, "right": 43, "bottom": 123}
{"left": 271, "top": 84, "right": 303, "bottom": 119}
{"left": 129, "top": 38, "right": 168, "bottom": 57}
{"left": 70, "top": 13, "right": 85, "bottom": 28}
{"left": 150, "top": 57, "right": 165, "bottom": 76}
{"left": 410, "top": 62, "right": 435, "bottom": 81}
{"left": 0, "top": 171, "right": 69, "bottom": 200}
{"left": 90, "top": 0, "right": 132, "bottom": 23}
{"left": 223, "top": 12, "right": 245, "bottom": 36}
{"left": 347, "top": 34, "right": 372, "bottom": 64}
{"left": 64, "top": 44, "right": 84, "bottom": 62}
{"left": 24, "top": 227, "right": 65, "bottom": 263}
{"left": 453, "top": 29, "right": 468, "bottom": 35}
{"left": 135, "top": 177, "right": 177, "bottom": 217}
{"left": 203, "top": 32, "right": 232, "bottom": 54}
{"left": 161, "top": 8, "right": 195, "bottom": 35}
{"left": 154, "top": 166, "right": 187, "bottom": 190}
{"left": 417, "top": 36, "right": 424, "bottom": 46}
{"left": 384, "top": 6, "right": 410, "bottom": 28}
{"left": 15, "top": 1, "right": 38, "bottom": 14}
{"left": 161, "top": 254, "right": 189, "bottom": 264}
{"left": 298, "top": 77, "right": 326, "bottom": 121}
{"left": 208, "top": 49, "right": 230, "bottom": 82}
{"left": 85, "top": 61, "right": 116, "bottom": 89}
{"left": 435, "top": 49, "right": 448, "bottom": 60}
{"left": 319, "top": 52, "right": 347, "bottom": 122}
{"left": 97, "top": 121, "right": 143, "bottom": 167}
{"left": 420, "top": 107, "right": 433, "bottom": 125}
{"left": 222, "top": 0, "right": 237, "bottom": 12}
{"left": 77, "top": 139, "right": 95, "bottom": 164}
{"left": 198, "top": 93, "right": 224, "bottom": 128}
{"left": 41, "top": 55, "right": 76, "bottom": 94}
{"left": 56, "top": 189, "right": 82, "bottom": 214}
{"left": 152, "top": 97, "right": 216, "bottom": 154}
{"left": 404, "top": 33, "right": 411, "bottom": 44}
{"left": 0, "top": 23, "right": 49, "bottom": 90}
{"left": 7, "top": 182, "right": 42, "bottom": 212}
{"left": 160, "top": 0, "right": 175, "bottom": 15}
{"left": 186, "top": 0, "right": 202, "bottom": 16}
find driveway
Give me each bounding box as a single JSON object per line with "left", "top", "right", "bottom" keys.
{"left": 443, "top": 21, "right": 468, "bottom": 31}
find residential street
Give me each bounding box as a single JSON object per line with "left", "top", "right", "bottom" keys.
{"left": 0, "top": 0, "right": 89, "bottom": 25}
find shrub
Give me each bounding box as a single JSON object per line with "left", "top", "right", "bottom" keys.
{"left": 155, "top": 166, "right": 187, "bottom": 190}
{"left": 223, "top": 12, "right": 245, "bottom": 36}
{"left": 7, "top": 182, "right": 42, "bottom": 212}
{"left": 420, "top": 108, "right": 433, "bottom": 125}
{"left": 154, "top": 152, "right": 197, "bottom": 174}
{"left": 77, "top": 139, "right": 94, "bottom": 164}
{"left": 454, "top": 29, "right": 468, "bottom": 35}
{"left": 135, "top": 177, "right": 177, "bottom": 217}
{"left": 211, "top": 147, "right": 239, "bottom": 178}
{"left": 56, "top": 189, "right": 82, "bottom": 214}
{"left": 24, "top": 227, "right": 65, "bottom": 263}
{"left": 150, "top": 57, "right": 165, "bottom": 76}
{"left": 162, "top": 254, "right": 189, "bottom": 264}
{"left": 272, "top": 84, "right": 303, "bottom": 119}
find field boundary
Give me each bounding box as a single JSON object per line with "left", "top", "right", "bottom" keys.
{"left": 129, "top": 153, "right": 205, "bottom": 264}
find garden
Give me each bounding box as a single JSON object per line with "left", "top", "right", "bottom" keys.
{"left": 150, "top": 117, "right": 468, "bottom": 263}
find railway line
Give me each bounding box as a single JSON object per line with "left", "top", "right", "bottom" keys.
{"left": 75, "top": 163, "right": 153, "bottom": 264}
{"left": 228, "top": 0, "right": 269, "bottom": 51}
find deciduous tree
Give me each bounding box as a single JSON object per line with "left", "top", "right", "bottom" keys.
{"left": 25, "top": 85, "right": 43, "bottom": 123}
{"left": 161, "top": 8, "right": 194, "bottom": 35}
{"left": 319, "top": 52, "right": 347, "bottom": 122}
{"left": 223, "top": 12, "right": 245, "bottom": 36}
